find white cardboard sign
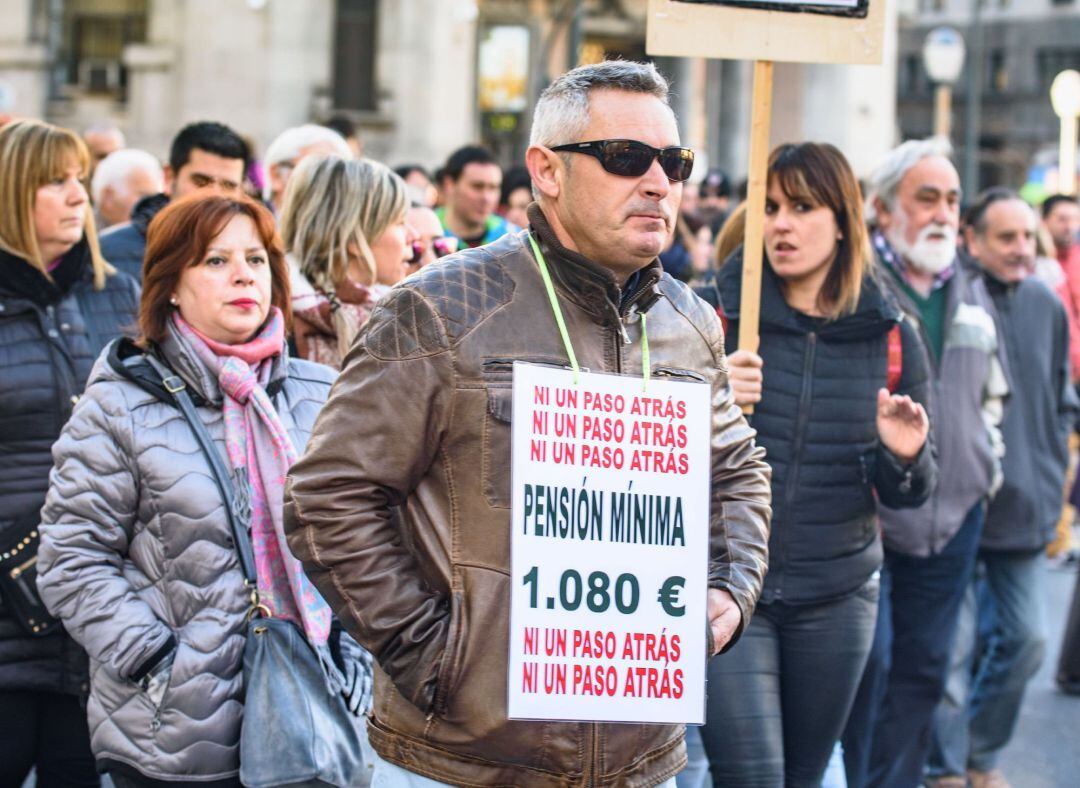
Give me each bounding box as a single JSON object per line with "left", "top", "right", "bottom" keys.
{"left": 507, "top": 363, "right": 711, "bottom": 724}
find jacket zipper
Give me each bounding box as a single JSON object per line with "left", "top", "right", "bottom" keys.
{"left": 39, "top": 304, "right": 79, "bottom": 428}
{"left": 583, "top": 725, "right": 599, "bottom": 786}
{"left": 779, "top": 332, "right": 817, "bottom": 600}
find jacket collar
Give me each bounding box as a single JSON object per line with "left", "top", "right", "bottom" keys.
{"left": 526, "top": 203, "right": 664, "bottom": 323}
{"left": 130, "top": 193, "right": 170, "bottom": 237}
{"left": 0, "top": 238, "right": 92, "bottom": 308}
{"left": 155, "top": 316, "right": 290, "bottom": 406}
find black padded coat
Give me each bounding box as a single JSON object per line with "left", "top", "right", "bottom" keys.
{"left": 718, "top": 255, "right": 937, "bottom": 604}
{"left": 0, "top": 239, "right": 139, "bottom": 694}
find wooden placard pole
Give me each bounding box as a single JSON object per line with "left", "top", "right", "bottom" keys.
{"left": 738, "top": 60, "right": 773, "bottom": 414}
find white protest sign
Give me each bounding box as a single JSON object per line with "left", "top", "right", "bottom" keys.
{"left": 507, "top": 363, "right": 711, "bottom": 724}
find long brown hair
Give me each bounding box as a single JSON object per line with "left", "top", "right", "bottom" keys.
{"left": 0, "top": 119, "right": 112, "bottom": 289}
{"left": 139, "top": 193, "right": 291, "bottom": 344}
{"left": 766, "top": 142, "right": 869, "bottom": 319}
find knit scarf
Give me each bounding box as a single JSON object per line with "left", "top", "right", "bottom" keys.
{"left": 172, "top": 308, "right": 332, "bottom": 647}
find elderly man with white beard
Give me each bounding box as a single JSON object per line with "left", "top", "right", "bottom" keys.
{"left": 838, "top": 139, "right": 1011, "bottom": 788}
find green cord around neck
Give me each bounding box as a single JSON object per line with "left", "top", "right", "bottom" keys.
{"left": 527, "top": 233, "right": 650, "bottom": 389}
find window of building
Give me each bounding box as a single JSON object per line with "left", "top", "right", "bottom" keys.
{"left": 1051, "top": 0, "right": 1074, "bottom": 6}
{"left": 333, "top": 0, "right": 378, "bottom": 112}
{"left": 900, "top": 53, "right": 923, "bottom": 96}
{"left": 932, "top": 0, "right": 946, "bottom": 11}
{"left": 61, "top": 0, "right": 148, "bottom": 99}
{"left": 988, "top": 50, "right": 1008, "bottom": 93}
{"left": 1037, "top": 48, "right": 1080, "bottom": 94}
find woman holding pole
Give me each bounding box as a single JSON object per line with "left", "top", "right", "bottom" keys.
{"left": 699, "top": 142, "right": 936, "bottom": 787}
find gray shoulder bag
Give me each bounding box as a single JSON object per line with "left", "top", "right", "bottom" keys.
{"left": 142, "top": 354, "right": 370, "bottom": 788}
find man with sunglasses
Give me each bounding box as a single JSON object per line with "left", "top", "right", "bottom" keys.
{"left": 286, "top": 60, "right": 772, "bottom": 788}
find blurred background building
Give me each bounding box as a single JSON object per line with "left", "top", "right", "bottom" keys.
{"left": 896, "top": 0, "right": 1080, "bottom": 195}
{"left": 0, "top": 0, "right": 1071, "bottom": 189}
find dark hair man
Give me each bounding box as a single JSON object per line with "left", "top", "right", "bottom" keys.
{"left": 435, "top": 145, "right": 515, "bottom": 248}
{"left": 926, "top": 189, "right": 1076, "bottom": 788}
{"left": 841, "top": 139, "right": 1010, "bottom": 788}
{"left": 99, "top": 121, "right": 250, "bottom": 280}
{"left": 1042, "top": 194, "right": 1080, "bottom": 382}
{"left": 285, "top": 60, "right": 772, "bottom": 787}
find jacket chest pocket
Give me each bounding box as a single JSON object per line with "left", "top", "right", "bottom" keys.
{"left": 482, "top": 385, "right": 513, "bottom": 509}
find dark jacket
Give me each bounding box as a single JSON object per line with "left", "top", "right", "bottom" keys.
{"left": 718, "top": 254, "right": 936, "bottom": 605}
{"left": 284, "top": 206, "right": 773, "bottom": 788}
{"left": 98, "top": 192, "right": 169, "bottom": 281}
{"left": 0, "top": 240, "right": 140, "bottom": 694}
{"left": 878, "top": 253, "right": 1009, "bottom": 556}
{"left": 982, "top": 270, "right": 1077, "bottom": 551}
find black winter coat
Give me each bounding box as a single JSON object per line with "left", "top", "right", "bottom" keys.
{"left": 0, "top": 239, "right": 140, "bottom": 694}
{"left": 719, "top": 256, "right": 937, "bottom": 604}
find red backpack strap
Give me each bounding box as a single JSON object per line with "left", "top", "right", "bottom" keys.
{"left": 886, "top": 323, "right": 903, "bottom": 394}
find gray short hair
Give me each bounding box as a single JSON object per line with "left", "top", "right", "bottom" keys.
{"left": 865, "top": 137, "right": 955, "bottom": 223}
{"left": 529, "top": 60, "right": 671, "bottom": 148}
{"left": 279, "top": 155, "right": 407, "bottom": 292}
{"left": 263, "top": 124, "right": 353, "bottom": 200}
{"left": 90, "top": 148, "right": 163, "bottom": 204}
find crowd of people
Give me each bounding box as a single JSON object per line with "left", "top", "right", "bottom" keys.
{"left": 0, "top": 58, "right": 1078, "bottom": 788}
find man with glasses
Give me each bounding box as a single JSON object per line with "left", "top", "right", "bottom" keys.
{"left": 99, "top": 121, "right": 250, "bottom": 281}
{"left": 262, "top": 123, "right": 353, "bottom": 214}
{"left": 285, "top": 60, "right": 772, "bottom": 787}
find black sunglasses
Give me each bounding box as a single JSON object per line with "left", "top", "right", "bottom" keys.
{"left": 551, "top": 139, "right": 695, "bottom": 182}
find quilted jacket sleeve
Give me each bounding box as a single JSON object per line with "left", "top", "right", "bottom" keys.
{"left": 285, "top": 287, "right": 454, "bottom": 714}
{"left": 701, "top": 309, "right": 773, "bottom": 651}
{"left": 37, "top": 381, "right": 176, "bottom": 682}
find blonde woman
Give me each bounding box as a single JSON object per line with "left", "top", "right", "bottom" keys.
{"left": 280, "top": 155, "right": 417, "bottom": 368}
{"left": 0, "top": 119, "right": 139, "bottom": 787}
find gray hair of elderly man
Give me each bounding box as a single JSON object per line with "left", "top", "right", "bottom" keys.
{"left": 865, "top": 137, "right": 956, "bottom": 224}
{"left": 90, "top": 148, "right": 164, "bottom": 204}
{"left": 529, "top": 60, "right": 672, "bottom": 150}
{"left": 262, "top": 123, "right": 353, "bottom": 201}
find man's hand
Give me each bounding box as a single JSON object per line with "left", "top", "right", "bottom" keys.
{"left": 727, "top": 349, "right": 763, "bottom": 407}
{"left": 708, "top": 588, "right": 742, "bottom": 656}
{"left": 876, "top": 388, "right": 929, "bottom": 464}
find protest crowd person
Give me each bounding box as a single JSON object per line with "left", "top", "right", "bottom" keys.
{"left": 395, "top": 164, "right": 439, "bottom": 208}
{"left": 99, "top": 121, "right": 250, "bottom": 281}
{"left": 1042, "top": 193, "right": 1080, "bottom": 385}
{"left": 435, "top": 144, "right": 517, "bottom": 248}
{"left": 842, "top": 139, "right": 1009, "bottom": 788}
{"left": 926, "top": 189, "right": 1076, "bottom": 788}
{"left": 36, "top": 192, "right": 371, "bottom": 787}
{"left": 704, "top": 141, "right": 935, "bottom": 788}
{"left": 284, "top": 60, "right": 773, "bottom": 787}
{"left": 262, "top": 123, "right": 352, "bottom": 215}
{"left": 280, "top": 154, "right": 417, "bottom": 369}
{"left": 82, "top": 123, "right": 125, "bottom": 177}
{"left": 405, "top": 203, "right": 458, "bottom": 274}
{"left": 0, "top": 119, "right": 140, "bottom": 788}
{"left": 90, "top": 148, "right": 165, "bottom": 229}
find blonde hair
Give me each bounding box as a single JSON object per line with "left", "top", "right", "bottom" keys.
{"left": 714, "top": 202, "right": 747, "bottom": 268}
{"left": 0, "top": 119, "right": 112, "bottom": 290}
{"left": 279, "top": 155, "right": 408, "bottom": 292}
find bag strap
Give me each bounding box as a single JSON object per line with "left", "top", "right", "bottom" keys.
{"left": 886, "top": 323, "right": 903, "bottom": 394}
{"left": 140, "top": 355, "right": 260, "bottom": 591}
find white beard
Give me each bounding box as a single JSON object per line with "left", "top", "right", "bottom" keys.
{"left": 886, "top": 220, "right": 958, "bottom": 275}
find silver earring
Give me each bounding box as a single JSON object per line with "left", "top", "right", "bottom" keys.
{"left": 169, "top": 296, "right": 179, "bottom": 306}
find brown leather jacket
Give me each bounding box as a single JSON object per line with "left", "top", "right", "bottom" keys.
{"left": 285, "top": 206, "right": 772, "bottom": 787}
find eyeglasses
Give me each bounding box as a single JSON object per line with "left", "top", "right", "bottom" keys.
{"left": 550, "top": 140, "right": 695, "bottom": 183}
{"left": 409, "top": 236, "right": 460, "bottom": 266}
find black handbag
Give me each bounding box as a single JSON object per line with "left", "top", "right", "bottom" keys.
{"left": 133, "top": 353, "right": 369, "bottom": 787}
{"left": 0, "top": 512, "right": 61, "bottom": 637}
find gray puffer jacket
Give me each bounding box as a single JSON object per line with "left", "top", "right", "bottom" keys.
{"left": 36, "top": 321, "right": 337, "bottom": 783}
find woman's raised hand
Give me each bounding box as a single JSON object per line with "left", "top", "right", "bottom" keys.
{"left": 727, "top": 349, "right": 763, "bottom": 407}
{"left": 876, "top": 388, "right": 929, "bottom": 464}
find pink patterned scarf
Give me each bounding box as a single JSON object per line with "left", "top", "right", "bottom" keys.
{"left": 172, "top": 308, "right": 332, "bottom": 646}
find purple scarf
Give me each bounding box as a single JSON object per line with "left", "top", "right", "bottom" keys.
{"left": 173, "top": 308, "right": 332, "bottom": 646}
